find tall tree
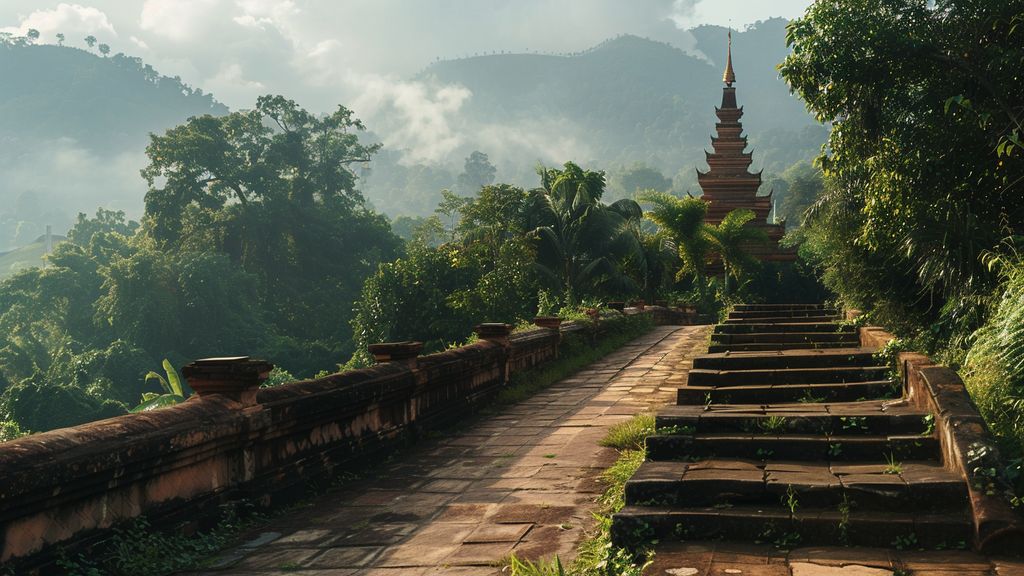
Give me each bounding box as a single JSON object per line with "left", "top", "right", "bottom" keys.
{"left": 141, "top": 95, "right": 398, "bottom": 346}
{"left": 456, "top": 151, "right": 497, "bottom": 195}
{"left": 781, "top": 0, "right": 1024, "bottom": 337}
{"left": 527, "top": 162, "right": 643, "bottom": 305}
{"left": 612, "top": 163, "right": 673, "bottom": 200}
{"left": 638, "top": 191, "right": 711, "bottom": 286}
{"left": 84, "top": 35, "right": 96, "bottom": 49}
{"left": 704, "top": 209, "right": 769, "bottom": 295}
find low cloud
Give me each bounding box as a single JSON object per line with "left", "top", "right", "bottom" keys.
{"left": 0, "top": 137, "right": 148, "bottom": 237}
{"left": 352, "top": 74, "right": 472, "bottom": 165}
{"left": 0, "top": 3, "right": 116, "bottom": 43}
{"left": 139, "top": 0, "right": 220, "bottom": 43}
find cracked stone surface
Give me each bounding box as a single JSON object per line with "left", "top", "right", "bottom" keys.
{"left": 176, "top": 325, "right": 711, "bottom": 575}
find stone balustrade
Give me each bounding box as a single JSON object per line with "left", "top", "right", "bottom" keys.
{"left": 0, "top": 306, "right": 693, "bottom": 572}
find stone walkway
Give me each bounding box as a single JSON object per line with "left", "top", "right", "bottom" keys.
{"left": 181, "top": 325, "right": 711, "bottom": 576}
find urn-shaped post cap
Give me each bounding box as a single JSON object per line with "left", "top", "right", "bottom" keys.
{"left": 182, "top": 356, "right": 273, "bottom": 407}
{"left": 533, "top": 316, "right": 563, "bottom": 331}
{"left": 367, "top": 341, "right": 423, "bottom": 367}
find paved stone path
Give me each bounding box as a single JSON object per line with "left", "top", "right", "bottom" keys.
{"left": 182, "top": 325, "right": 711, "bottom": 576}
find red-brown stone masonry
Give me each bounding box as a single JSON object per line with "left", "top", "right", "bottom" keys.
{"left": 0, "top": 308, "right": 693, "bottom": 570}
{"left": 171, "top": 325, "right": 712, "bottom": 574}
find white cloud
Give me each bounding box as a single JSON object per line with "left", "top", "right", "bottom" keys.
{"left": 129, "top": 35, "right": 148, "bottom": 50}
{"left": 0, "top": 3, "right": 116, "bottom": 43}
{"left": 139, "top": 0, "right": 220, "bottom": 42}
{"left": 668, "top": 0, "right": 699, "bottom": 28}
{"left": 203, "top": 61, "right": 266, "bottom": 105}
{"left": 352, "top": 74, "right": 472, "bottom": 165}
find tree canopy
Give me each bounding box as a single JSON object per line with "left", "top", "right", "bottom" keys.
{"left": 782, "top": 0, "right": 1024, "bottom": 340}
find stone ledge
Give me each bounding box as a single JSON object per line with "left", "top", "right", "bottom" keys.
{"left": 860, "top": 325, "right": 1024, "bottom": 554}
{"left": 0, "top": 307, "right": 704, "bottom": 571}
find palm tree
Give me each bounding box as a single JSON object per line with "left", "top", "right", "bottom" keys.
{"left": 638, "top": 191, "right": 711, "bottom": 287}
{"left": 527, "top": 162, "right": 643, "bottom": 305}
{"left": 705, "top": 209, "right": 769, "bottom": 294}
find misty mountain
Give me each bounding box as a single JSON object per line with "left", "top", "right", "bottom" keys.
{"left": 0, "top": 19, "right": 826, "bottom": 236}
{"left": 0, "top": 41, "right": 227, "bottom": 251}
{"left": 361, "top": 19, "right": 825, "bottom": 216}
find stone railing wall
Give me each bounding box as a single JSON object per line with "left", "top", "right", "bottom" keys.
{"left": 0, "top": 307, "right": 694, "bottom": 571}
{"left": 858, "top": 326, "right": 1024, "bottom": 554}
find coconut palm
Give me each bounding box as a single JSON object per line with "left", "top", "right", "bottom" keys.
{"left": 705, "top": 209, "right": 769, "bottom": 294}
{"left": 527, "top": 162, "right": 643, "bottom": 305}
{"left": 638, "top": 190, "right": 711, "bottom": 286}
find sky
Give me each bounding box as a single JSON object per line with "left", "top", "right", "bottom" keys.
{"left": 0, "top": 0, "right": 812, "bottom": 112}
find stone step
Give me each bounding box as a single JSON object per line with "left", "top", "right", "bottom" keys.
{"left": 655, "top": 404, "right": 933, "bottom": 436}
{"left": 715, "top": 322, "right": 856, "bottom": 334}
{"left": 728, "top": 309, "right": 841, "bottom": 320}
{"left": 733, "top": 304, "right": 833, "bottom": 312}
{"left": 611, "top": 505, "right": 972, "bottom": 550}
{"left": 725, "top": 315, "right": 843, "bottom": 324}
{"left": 711, "top": 332, "right": 860, "bottom": 345}
{"left": 693, "top": 349, "right": 877, "bottom": 371}
{"left": 645, "top": 433, "right": 941, "bottom": 462}
{"left": 707, "top": 342, "right": 854, "bottom": 353}
{"left": 676, "top": 381, "right": 900, "bottom": 405}
{"left": 688, "top": 366, "right": 891, "bottom": 387}
{"left": 625, "top": 460, "right": 968, "bottom": 512}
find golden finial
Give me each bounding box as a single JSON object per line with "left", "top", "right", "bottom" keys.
{"left": 723, "top": 30, "right": 736, "bottom": 86}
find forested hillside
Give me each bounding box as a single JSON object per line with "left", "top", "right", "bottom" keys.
{"left": 422, "top": 19, "right": 813, "bottom": 167}
{"left": 360, "top": 19, "right": 829, "bottom": 216}
{"left": 0, "top": 40, "right": 227, "bottom": 254}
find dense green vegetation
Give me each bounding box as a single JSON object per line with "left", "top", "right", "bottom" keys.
{"left": 781, "top": 0, "right": 1024, "bottom": 482}
{"left": 0, "top": 84, "right": 809, "bottom": 436}
{"left": 0, "top": 17, "right": 821, "bottom": 443}
{"left": 0, "top": 95, "right": 402, "bottom": 437}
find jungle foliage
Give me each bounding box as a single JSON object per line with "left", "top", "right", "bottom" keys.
{"left": 782, "top": 0, "right": 1024, "bottom": 468}
{"left": 0, "top": 83, "right": 820, "bottom": 437}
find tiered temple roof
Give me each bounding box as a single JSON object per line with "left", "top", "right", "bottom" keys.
{"left": 697, "top": 32, "right": 795, "bottom": 263}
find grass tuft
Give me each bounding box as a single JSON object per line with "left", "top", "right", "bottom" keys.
{"left": 600, "top": 413, "right": 655, "bottom": 451}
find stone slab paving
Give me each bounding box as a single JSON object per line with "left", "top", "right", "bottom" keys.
{"left": 178, "top": 324, "right": 711, "bottom": 576}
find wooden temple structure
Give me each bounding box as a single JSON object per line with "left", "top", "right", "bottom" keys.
{"left": 697, "top": 32, "right": 795, "bottom": 264}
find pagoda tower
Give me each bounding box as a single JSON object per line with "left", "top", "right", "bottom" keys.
{"left": 697, "top": 32, "right": 794, "bottom": 263}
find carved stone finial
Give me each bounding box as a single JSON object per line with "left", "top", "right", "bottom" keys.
{"left": 367, "top": 341, "right": 423, "bottom": 368}
{"left": 182, "top": 356, "right": 273, "bottom": 407}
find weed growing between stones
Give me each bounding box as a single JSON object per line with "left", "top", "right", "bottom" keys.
{"left": 840, "top": 416, "right": 868, "bottom": 432}
{"left": 55, "top": 503, "right": 264, "bottom": 576}
{"left": 600, "top": 413, "right": 654, "bottom": 451}
{"left": 506, "top": 554, "right": 568, "bottom": 575}
{"left": 892, "top": 532, "right": 919, "bottom": 550}
{"left": 884, "top": 452, "right": 903, "bottom": 475}
{"left": 837, "top": 494, "right": 852, "bottom": 545}
{"left": 782, "top": 484, "right": 800, "bottom": 518}
{"left": 758, "top": 415, "right": 789, "bottom": 434}
{"left": 656, "top": 424, "right": 694, "bottom": 436}
{"left": 798, "top": 389, "right": 825, "bottom": 403}
{"left": 507, "top": 413, "right": 656, "bottom": 575}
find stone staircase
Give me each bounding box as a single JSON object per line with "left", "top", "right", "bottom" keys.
{"left": 612, "top": 303, "right": 976, "bottom": 551}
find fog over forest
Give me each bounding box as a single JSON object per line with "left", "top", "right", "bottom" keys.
{"left": 0, "top": 0, "right": 814, "bottom": 252}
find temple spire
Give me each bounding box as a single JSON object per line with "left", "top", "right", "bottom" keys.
{"left": 723, "top": 30, "right": 736, "bottom": 86}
